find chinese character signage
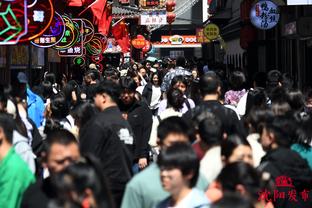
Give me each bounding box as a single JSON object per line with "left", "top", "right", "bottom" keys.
{"left": 21, "top": 0, "right": 54, "bottom": 42}
{"left": 53, "top": 15, "right": 79, "bottom": 50}
{"left": 58, "top": 18, "right": 84, "bottom": 57}
{"left": 0, "top": 0, "right": 54, "bottom": 45}
{"left": 73, "top": 56, "right": 86, "bottom": 66}
{"left": 204, "top": 23, "right": 220, "bottom": 40}
{"left": 153, "top": 35, "right": 199, "bottom": 47}
{"left": 250, "top": 0, "right": 280, "bottom": 30}
{"left": 31, "top": 12, "right": 65, "bottom": 48}
{"left": 196, "top": 28, "right": 210, "bottom": 43}
{"left": 139, "top": 10, "right": 167, "bottom": 25}
{"left": 139, "top": 0, "right": 166, "bottom": 9}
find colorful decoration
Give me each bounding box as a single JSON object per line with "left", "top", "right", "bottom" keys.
{"left": 73, "top": 56, "right": 86, "bottom": 66}
{"left": 250, "top": 0, "right": 280, "bottom": 30}
{"left": 31, "top": 12, "right": 65, "bottom": 48}
{"left": 85, "top": 33, "right": 107, "bottom": 56}
{"left": 58, "top": 18, "right": 84, "bottom": 57}
{"left": 0, "top": 0, "right": 28, "bottom": 45}
{"left": 21, "top": 0, "right": 54, "bottom": 42}
{"left": 81, "top": 18, "right": 94, "bottom": 43}
{"left": 53, "top": 15, "right": 79, "bottom": 50}
{"left": 204, "top": 23, "right": 220, "bottom": 40}
{"left": 91, "top": 54, "right": 103, "bottom": 72}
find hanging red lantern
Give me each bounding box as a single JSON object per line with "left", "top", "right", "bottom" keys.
{"left": 167, "top": 12, "right": 176, "bottom": 24}
{"left": 166, "top": 0, "right": 176, "bottom": 12}
{"left": 132, "top": 35, "right": 146, "bottom": 49}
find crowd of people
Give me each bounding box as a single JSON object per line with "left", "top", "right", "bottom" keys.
{"left": 1, "top": 56, "right": 312, "bottom": 208}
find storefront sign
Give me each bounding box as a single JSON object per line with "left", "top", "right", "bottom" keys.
{"left": 196, "top": 28, "right": 210, "bottom": 43}
{"left": 20, "top": 0, "right": 54, "bottom": 42}
{"left": 0, "top": 0, "right": 54, "bottom": 44}
{"left": 250, "top": 0, "right": 280, "bottom": 30}
{"left": 53, "top": 15, "right": 79, "bottom": 50}
{"left": 139, "top": 0, "right": 166, "bottom": 9}
{"left": 58, "top": 18, "right": 84, "bottom": 57}
{"left": 204, "top": 23, "right": 220, "bottom": 40}
{"left": 160, "top": 35, "right": 198, "bottom": 45}
{"left": 31, "top": 12, "right": 65, "bottom": 48}
{"left": 139, "top": 10, "right": 167, "bottom": 25}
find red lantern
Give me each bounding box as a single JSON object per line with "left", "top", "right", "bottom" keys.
{"left": 132, "top": 35, "right": 146, "bottom": 49}
{"left": 167, "top": 12, "right": 176, "bottom": 24}
{"left": 166, "top": 0, "right": 176, "bottom": 12}
{"left": 142, "top": 40, "right": 152, "bottom": 53}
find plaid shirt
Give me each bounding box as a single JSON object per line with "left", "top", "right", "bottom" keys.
{"left": 161, "top": 67, "right": 191, "bottom": 92}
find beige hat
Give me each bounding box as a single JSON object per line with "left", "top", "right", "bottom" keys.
{"left": 89, "top": 63, "right": 97, "bottom": 70}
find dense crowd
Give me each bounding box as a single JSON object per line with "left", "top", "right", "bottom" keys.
{"left": 1, "top": 56, "right": 312, "bottom": 208}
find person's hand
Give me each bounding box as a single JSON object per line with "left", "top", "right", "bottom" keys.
{"left": 138, "top": 158, "right": 148, "bottom": 169}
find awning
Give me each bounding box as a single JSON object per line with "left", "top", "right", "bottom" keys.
{"left": 112, "top": 5, "right": 140, "bottom": 19}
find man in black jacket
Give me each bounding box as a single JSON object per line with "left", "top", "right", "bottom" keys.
{"left": 119, "top": 77, "right": 153, "bottom": 172}
{"left": 79, "top": 80, "right": 133, "bottom": 207}
{"left": 183, "top": 73, "right": 245, "bottom": 137}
